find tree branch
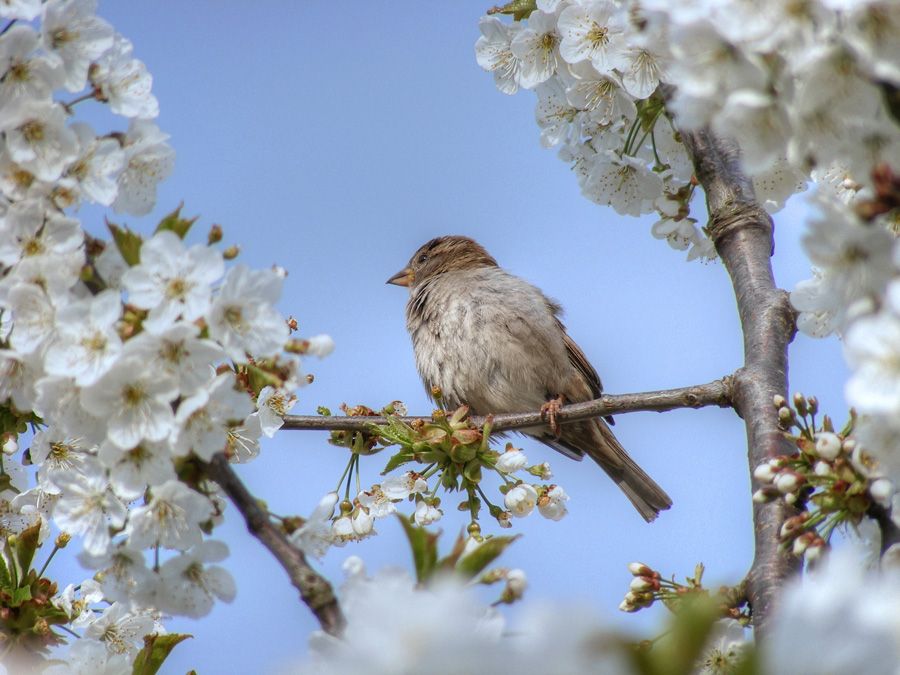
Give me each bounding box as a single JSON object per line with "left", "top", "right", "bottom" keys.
{"left": 280, "top": 377, "right": 733, "bottom": 432}
{"left": 202, "top": 453, "right": 345, "bottom": 636}
{"left": 680, "top": 127, "right": 801, "bottom": 637}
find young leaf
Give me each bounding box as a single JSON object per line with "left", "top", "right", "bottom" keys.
{"left": 154, "top": 202, "right": 197, "bottom": 239}
{"left": 107, "top": 220, "right": 143, "bottom": 266}
{"left": 14, "top": 522, "right": 42, "bottom": 581}
{"left": 132, "top": 633, "right": 193, "bottom": 675}
{"left": 455, "top": 535, "right": 520, "bottom": 580}
{"left": 396, "top": 515, "right": 439, "bottom": 584}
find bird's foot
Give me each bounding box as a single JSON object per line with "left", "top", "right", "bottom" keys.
{"left": 541, "top": 395, "right": 565, "bottom": 437}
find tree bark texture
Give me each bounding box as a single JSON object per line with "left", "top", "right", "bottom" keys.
{"left": 681, "top": 127, "right": 801, "bottom": 637}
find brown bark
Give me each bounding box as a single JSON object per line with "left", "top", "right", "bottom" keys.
{"left": 681, "top": 127, "right": 801, "bottom": 637}
{"left": 202, "top": 453, "right": 345, "bottom": 636}
{"left": 281, "top": 377, "right": 733, "bottom": 432}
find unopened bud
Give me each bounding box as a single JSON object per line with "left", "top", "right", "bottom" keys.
{"left": 775, "top": 471, "right": 803, "bottom": 494}
{"left": 629, "top": 576, "right": 658, "bottom": 592}
{"left": 815, "top": 432, "right": 842, "bottom": 461}
{"left": 814, "top": 461, "right": 832, "bottom": 477}
{"left": 619, "top": 599, "right": 639, "bottom": 612}
{"left": 793, "top": 392, "right": 808, "bottom": 416}
{"left": 627, "top": 562, "right": 653, "bottom": 577}
{"left": 1, "top": 434, "right": 17, "bottom": 455}
{"left": 869, "top": 478, "right": 895, "bottom": 506}
{"left": 780, "top": 513, "right": 809, "bottom": 540}
{"left": 753, "top": 488, "right": 774, "bottom": 504}
{"left": 55, "top": 533, "right": 71, "bottom": 549}
{"left": 807, "top": 396, "right": 818, "bottom": 415}
{"left": 207, "top": 223, "right": 223, "bottom": 244}
{"left": 753, "top": 463, "right": 776, "bottom": 483}
{"left": 773, "top": 394, "right": 786, "bottom": 409}
{"left": 222, "top": 244, "right": 240, "bottom": 260}
{"left": 778, "top": 407, "right": 794, "bottom": 426}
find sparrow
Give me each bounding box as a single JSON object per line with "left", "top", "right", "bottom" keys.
{"left": 387, "top": 235, "right": 672, "bottom": 522}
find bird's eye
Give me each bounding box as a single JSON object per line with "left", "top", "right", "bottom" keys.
{"left": 417, "top": 254, "right": 428, "bottom": 264}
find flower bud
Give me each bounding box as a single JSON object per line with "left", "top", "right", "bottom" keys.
{"left": 869, "top": 478, "right": 895, "bottom": 506}
{"left": 775, "top": 471, "right": 803, "bottom": 494}
{"left": 807, "top": 396, "right": 818, "bottom": 415}
{"left": 504, "top": 484, "right": 538, "bottom": 518}
{"left": 55, "top": 533, "right": 71, "bottom": 549}
{"left": 496, "top": 448, "right": 529, "bottom": 474}
{"left": 793, "top": 392, "right": 807, "bottom": 416}
{"left": 619, "top": 599, "right": 639, "bottom": 612}
{"left": 778, "top": 407, "right": 794, "bottom": 426}
{"left": 502, "top": 569, "right": 528, "bottom": 602}
{"left": 780, "top": 513, "right": 809, "bottom": 540}
{"left": 814, "top": 432, "right": 842, "bottom": 461}
{"left": 773, "top": 394, "right": 786, "bottom": 409}
{"left": 629, "top": 576, "right": 658, "bottom": 592}
{"left": 753, "top": 463, "right": 776, "bottom": 483}
{"left": 814, "top": 461, "right": 832, "bottom": 477}
{"left": 628, "top": 562, "right": 653, "bottom": 577}
{"left": 1, "top": 435, "right": 17, "bottom": 455}
{"left": 753, "top": 488, "right": 774, "bottom": 504}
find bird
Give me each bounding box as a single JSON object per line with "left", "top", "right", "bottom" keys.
{"left": 386, "top": 235, "right": 672, "bottom": 522}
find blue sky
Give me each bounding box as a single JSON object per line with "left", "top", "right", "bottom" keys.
{"left": 56, "top": 2, "right": 850, "bottom": 672}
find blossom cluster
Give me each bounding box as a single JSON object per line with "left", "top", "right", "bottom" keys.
{"left": 476, "top": 0, "right": 898, "bottom": 262}
{"left": 752, "top": 393, "right": 899, "bottom": 567}
{"left": 290, "top": 404, "right": 571, "bottom": 559}
{"left": 0, "top": 1, "right": 332, "bottom": 668}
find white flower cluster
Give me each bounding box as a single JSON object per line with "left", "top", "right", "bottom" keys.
{"left": 476, "top": 0, "right": 899, "bottom": 262}
{"left": 296, "top": 556, "right": 630, "bottom": 674}
{"left": 291, "top": 452, "right": 568, "bottom": 560}
{"left": 765, "top": 547, "right": 900, "bottom": 674}
{"left": 0, "top": 1, "right": 330, "bottom": 669}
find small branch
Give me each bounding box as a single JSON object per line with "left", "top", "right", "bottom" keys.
{"left": 680, "top": 127, "right": 800, "bottom": 638}
{"left": 281, "top": 377, "right": 733, "bottom": 432}
{"left": 202, "top": 453, "right": 345, "bottom": 636}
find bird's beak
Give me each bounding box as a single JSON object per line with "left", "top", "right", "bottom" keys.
{"left": 386, "top": 267, "right": 414, "bottom": 287}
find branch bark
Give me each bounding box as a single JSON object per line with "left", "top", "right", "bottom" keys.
{"left": 202, "top": 453, "right": 345, "bottom": 636}
{"left": 280, "top": 377, "right": 733, "bottom": 432}
{"left": 681, "top": 127, "right": 800, "bottom": 637}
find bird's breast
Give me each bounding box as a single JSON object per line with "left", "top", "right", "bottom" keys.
{"left": 406, "top": 271, "right": 563, "bottom": 415}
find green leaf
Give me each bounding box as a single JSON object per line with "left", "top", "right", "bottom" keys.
{"left": 14, "top": 522, "right": 41, "bottom": 579}
{"left": 382, "top": 449, "right": 414, "bottom": 474}
{"left": 489, "top": 0, "right": 537, "bottom": 20}
{"left": 154, "top": 203, "right": 197, "bottom": 239}
{"left": 628, "top": 594, "right": 720, "bottom": 675}
{"left": 10, "top": 585, "right": 31, "bottom": 606}
{"left": 132, "top": 633, "right": 192, "bottom": 675}
{"left": 455, "top": 535, "right": 520, "bottom": 580}
{"left": 107, "top": 220, "right": 143, "bottom": 266}
{"left": 435, "top": 531, "right": 468, "bottom": 572}
{"left": 0, "top": 552, "right": 11, "bottom": 589}
{"left": 396, "top": 515, "right": 438, "bottom": 584}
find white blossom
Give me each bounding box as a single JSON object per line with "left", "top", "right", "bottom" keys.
{"left": 504, "top": 483, "right": 538, "bottom": 518}
{"left": 510, "top": 10, "right": 561, "bottom": 89}
{"left": 156, "top": 540, "right": 236, "bottom": 618}
{"left": 207, "top": 264, "right": 289, "bottom": 362}
{"left": 290, "top": 492, "right": 338, "bottom": 559}
{"left": 90, "top": 35, "right": 158, "bottom": 119}
{"left": 475, "top": 16, "right": 523, "bottom": 95}
{"left": 0, "top": 99, "right": 78, "bottom": 181}
{"left": 112, "top": 119, "right": 174, "bottom": 216}
{"left": 172, "top": 372, "right": 254, "bottom": 460}
{"left": 537, "top": 484, "right": 569, "bottom": 520}
{"left": 121, "top": 229, "right": 224, "bottom": 333}
{"left": 80, "top": 356, "right": 178, "bottom": 449}
{"left": 44, "top": 290, "right": 122, "bottom": 386}
{"left": 126, "top": 479, "right": 213, "bottom": 550}
{"left": 41, "top": 0, "right": 115, "bottom": 92}
{"left": 52, "top": 470, "right": 127, "bottom": 555}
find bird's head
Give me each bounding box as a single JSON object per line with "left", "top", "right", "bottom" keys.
{"left": 386, "top": 235, "right": 498, "bottom": 288}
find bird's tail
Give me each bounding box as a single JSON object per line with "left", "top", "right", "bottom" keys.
{"left": 585, "top": 421, "right": 672, "bottom": 523}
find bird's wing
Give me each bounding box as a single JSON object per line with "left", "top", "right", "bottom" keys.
{"left": 557, "top": 319, "right": 603, "bottom": 397}
{"left": 556, "top": 317, "right": 616, "bottom": 425}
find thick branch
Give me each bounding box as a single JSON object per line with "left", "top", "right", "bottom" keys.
{"left": 681, "top": 128, "right": 800, "bottom": 637}
{"left": 281, "top": 377, "right": 733, "bottom": 432}
{"left": 202, "top": 453, "right": 345, "bottom": 636}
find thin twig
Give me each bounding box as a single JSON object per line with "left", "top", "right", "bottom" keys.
{"left": 202, "top": 453, "right": 345, "bottom": 636}
{"left": 280, "top": 377, "right": 734, "bottom": 432}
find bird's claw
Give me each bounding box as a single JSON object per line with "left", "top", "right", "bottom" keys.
{"left": 541, "top": 395, "right": 565, "bottom": 437}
